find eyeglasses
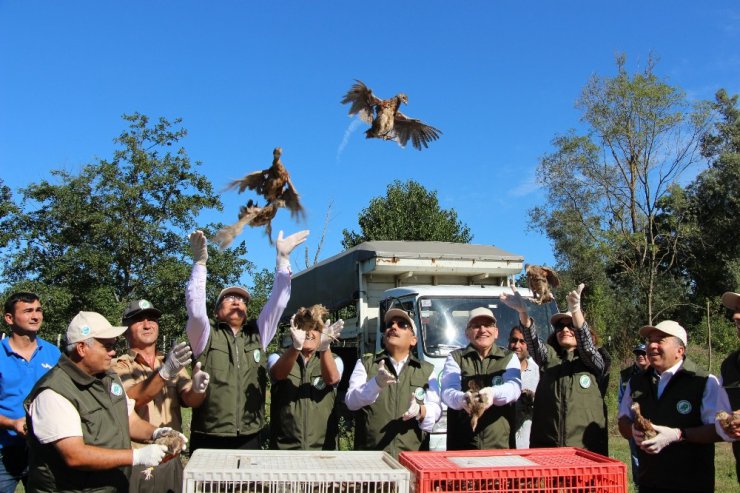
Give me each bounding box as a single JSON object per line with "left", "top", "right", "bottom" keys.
{"left": 468, "top": 322, "right": 496, "bottom": 330}
{"left": 385, "top": 319, "right": 412, "bottom": 330}
{"left": 509, "top": 337, "right": 526, "bottom": 345}
{"left": 222, "top": 295, "right": 247, "bottom": 304}
{"left": 94, "top": 339, "right": 117, "bottom": 351}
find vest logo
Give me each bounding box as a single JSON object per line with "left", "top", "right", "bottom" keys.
{"left": 80, "top": 326, "right": 91, "bottom": 336}
{"left": 676, "top": 400, "right": 692, "bottom": 414}
{"left": 491, "top": 375, "right": 504, "bottom": 386}
{"left": 253, "top": 349, "right": 261, "bottom": 363}
{"left": 313, "top": 377, "right": 326, "bottom": 390}
{"left": 579, "top": 375, "right": 591, "bottom": 389}
{"left": 414, "top": 387, "right": 426, "bottom": 400}
{"left": 110, "top": 382, "right": 123, "bottom": 396}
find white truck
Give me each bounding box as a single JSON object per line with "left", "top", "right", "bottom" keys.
{"left": 283, "top": 241, "right": 558, "bottom": 449}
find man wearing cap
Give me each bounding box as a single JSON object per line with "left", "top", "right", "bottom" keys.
{"left": 0, "top": 292, "right": 60, "bottom": 493}
{"left": 346, "top": 308, "right": 441, "bottom": 458}
{"left": 718, "top": 291, "right": 740, "bottom": 482}
{"left": 440, "top": 307, "right": 521, "bottom": 450}
{"left": 617, "top": 320, "right": 723, "bottom": 493}
{"left": 501, "top": 283, "right": 610, "bottom": 455}
{"left": 24, "top": 311, "right": 180, "bottom": 492}
{"left": 618, "top": 343, "right": 650, "bottom": 485}
{"left": 113, "top": 299, "right": 209, "bottom": 492}
{"left": 186, "top": 229, "right": 309, "bottom": 451}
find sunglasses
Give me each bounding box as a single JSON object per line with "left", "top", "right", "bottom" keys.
{"left": 553, "top": 323, "right": 573, "bottom": 333}
{"left": 509, "top": 337, "right": 526, "bottom": 345}
{"left": 385, "top": 319, "right": 412, "bottom": 330}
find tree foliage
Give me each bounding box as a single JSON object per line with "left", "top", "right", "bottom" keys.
{"left": 342, "top": 179, "right": 472, "bottom": 249}
{"left": 531, "top": 55, "right": 711, "bottom": 343}
{"left": 1, "top": 114, "right": 253, "bottom": 342}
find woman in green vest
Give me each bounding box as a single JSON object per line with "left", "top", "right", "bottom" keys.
{"left": 268, "top": 304, "right": 344, "bottom": 450}
{"left": 501, "top": 282, "right": 610, "bottom": 455}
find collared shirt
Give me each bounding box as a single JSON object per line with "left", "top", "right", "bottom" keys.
{"left": 112, "top": 349, "right": 192, "bottom": 438}
{"left": 0, "top": 337, "right": 60, "bottom": 448}
{"left": 345, "top": 355, "right": 441, "bottom": 431}
{"left": 521, "top": 356, "right": 539, "bottom": 393}
{"left": 440, "top": 347, "right": 521, "bottom": 411}
{"left": 185, "top": 263, "right": 291, "bottom": 357}
{"left": 618, "top": 358, "right": 721, "bottom": 425}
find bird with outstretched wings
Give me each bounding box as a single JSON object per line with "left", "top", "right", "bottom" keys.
{"left": 214, "top": 147, "right": 304, "bottom": 248}
{"left": 341, "top": 80, "right": 441, "bottom": 150}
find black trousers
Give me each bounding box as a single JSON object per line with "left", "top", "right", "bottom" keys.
{"left": 189, "top": 431, "right": 261, "bottom": 453}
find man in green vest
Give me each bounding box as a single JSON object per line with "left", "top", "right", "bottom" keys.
{"left": 186, "top": 229, "right": 309, "bottom": 451}
{"left": 717, "top": 292, "right": 740, "bottom": 483}
{"left": 617, "top": 320, "right": 723, "bottom": 493}
{"left": 346, "top": 308, "right": 441, "bottom": 458}
{"left": 440, "top": 307, "right": 521, "bottom": 450}
{"left": 24, "top": 311, "right": 182, "bottom": 493}
{"left": 268, "top": 304, "right": 344, "bottom": 450}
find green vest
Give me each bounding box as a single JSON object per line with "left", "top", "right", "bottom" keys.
{"left": 192, "top": 320, "right": 267, "bottom": 437}
{"left": 446, "top": 345, "right": 516, "bottom": 450}
{"left": 720, "top": 349, "right": 740, "bottom": 482}
{"left": 630, "top": 358, "right": 714, "bottom": 492}
{"left": 530, "top": 345, "right": 608, "bottom": 455}
{"left": 24, "top": 355, "right": 131, "bottom": 493}
{"left": 269, "top": 352, "right": 338, "bottom": 450}
{"left": 354, "top": 351, "right": 434, "bottom": 458}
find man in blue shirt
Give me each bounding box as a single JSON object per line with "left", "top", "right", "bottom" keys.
{"left": 0, "top": 292, "right": 61, "bottom": 493}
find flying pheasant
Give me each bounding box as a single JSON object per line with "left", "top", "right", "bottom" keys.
{"left": 525, "top": 264, "right": 560, "bottom": 304}
{"left": 341, "top": 80, "right": 441, "bottom": 150}
{"left": 214, "top": 148, "right": 304, "bottom": 248}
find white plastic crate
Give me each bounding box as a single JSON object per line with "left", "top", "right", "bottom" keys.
{"left": 183, "top": 450, "right": 410, "bottom": 493}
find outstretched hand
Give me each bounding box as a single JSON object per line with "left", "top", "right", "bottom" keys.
{"left": 567, "top": 283, "right": 585, "bottom": 313}
{"left": 276, "top": 230, "right": 310, "bottom": 269}
{"left": 499, "top": 281, "right": 527, "bottom": 313}
{"left": 289, "top": 314, "right": 306, "bottom": 350}
{"left": 375, "top": 360, "right": 397, "bottom": 389}
{"left": 319, "top": 319, "right": 344, "bottom": 352}
{"left": 189, "top": 230, "right": 208, "bottom": 266}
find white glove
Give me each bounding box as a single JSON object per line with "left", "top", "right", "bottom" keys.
{"left": 151, "top": 427, "right": 188, "bottom": 451}
{"left": 374, "top": 360, "right": 397, "bottom": 388}
{"left": 276, "top": 230, "right": 309, "bottom": 270}
{"left": 319, "top": 319, "right": 344, "bottom": 352}
{"left": 132, "top": 444, "right": 168, "bottom": 467}
{"left": 567, "top": 283, "right": 585, "bottom": 313}
{"left": 189, "top": 230, "right": 208, "bottom": 266}
{"left": 159, "top": 342, "right": 192, "bottom": 380}
{"left": 631, "top": 424, "right": 646, "bottom": 446}
{"left": 191, "top": 362, "right": 210, "bottom": 393}
{"left": 402, "top": 395, "right": 421, "bottom": 421}
{"left": 499, "top": 281, "right": 527, "bottom": 313}
{"left": 289, "top": 315, "right": 306, "bottom": 350}
{"left": 640, "top": 425, "right": 681, "bottom": 454}
{"left": 477, "top": 386, "right": 495, "bottom": 411}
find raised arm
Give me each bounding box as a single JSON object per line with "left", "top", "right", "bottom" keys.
{"left": 186, "top": 231, "right": 210, "bottom": 358}
{"left": 500, "top": 282, "right": 548, "bottom": 366}
{"left": 567, "top": 284, "right": 606, "bottom": 375}
{"left": 257, "top": 230, "right": 309, "bottom": 351}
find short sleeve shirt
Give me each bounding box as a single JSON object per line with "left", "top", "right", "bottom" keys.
{"left": 112, "top": 349, "right": 191, "bottom": 435}
{"left": 0, "top": 336, "right": 61, "bottom": 448}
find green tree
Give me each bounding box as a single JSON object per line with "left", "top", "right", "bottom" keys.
{"left": 0, "top": 178, "right": 18, "bottom": 254}
{"left": 2, "top": 113, "right": 252, "bottom": 342}
{"left": 531, "top": 55, "right": 711, "bottom": 336}
{"left": 342, "top": 179, "right": 472, "bottom": 249}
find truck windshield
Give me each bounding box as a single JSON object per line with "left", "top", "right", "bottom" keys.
{"left": 418, "top": 296, "right": 558, "bottom": 357}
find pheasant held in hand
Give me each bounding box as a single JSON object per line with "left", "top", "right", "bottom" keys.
{"left": 465, "top": 380, "right": 488, "bottom": 432}
{"left": 341, "top": 80, "right": 441, "bottom": 150}
{"left": 631, "top": 402, "right": 657, "bottom": 439}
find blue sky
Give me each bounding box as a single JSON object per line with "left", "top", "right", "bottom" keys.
{"left": 2, "top": 1, "right": 739, "bottom": 282}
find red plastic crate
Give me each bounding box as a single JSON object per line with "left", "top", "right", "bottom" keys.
{"left": 399, "top": 447, "right": 627, "bottom": 493}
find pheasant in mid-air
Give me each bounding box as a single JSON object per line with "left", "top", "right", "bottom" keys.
{"left": 525, "top": 264, "right": 560, "bottom": 304}
{"left": 214, "top": 147, "right": 304, "bottom": 248}
{"left": 341, "top": 80, "right": 441, "bottom": 150}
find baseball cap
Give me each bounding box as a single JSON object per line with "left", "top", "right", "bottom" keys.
{"left": 216, "top": 286, "right": 251, "bottom": 306}
{"left": 721, "top": 292, "right": 740, "bottom": 311}
{"left": 467, "top": 307, "right": 497, "bottom": 326}
{"left": 639, "top": 320, "right": 687, "bottom": 346}
{"left": 632, "top": 343, "right": 647, "bottom": 354}
{"left": 550, "top": 312, "right": 574, "bottom": 327}
{"left": 384, "top": 308, "right": 416, "bottom": 334}
{"left": 67, "top": 311, "right": 127, "bottom": 344}
{"left": 121, "top": 299, "right": 162, "bottom": 324}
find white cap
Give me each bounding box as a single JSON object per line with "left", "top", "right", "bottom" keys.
{"left": 384, "top": 308, "right": 416, "bottom": 334}
{"left": 216, "top": 286, "right": 251, "bottom": 306}
{"left": 67, "top": 311, "right": 127, "bottom": 344}
{"left": 467, "top": 307, "right": 497, "bottom": 326}
{"left": 639, "top": 320, "right": 687, "bottom": 347}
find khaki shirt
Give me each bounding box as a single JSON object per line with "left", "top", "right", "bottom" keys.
{"left": 113, "top": 350, "right": 192, "bottom": 445}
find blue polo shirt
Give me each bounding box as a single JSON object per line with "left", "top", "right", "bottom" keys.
{"left": 0, "top": 336, "right": 61, "bottom": 448}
